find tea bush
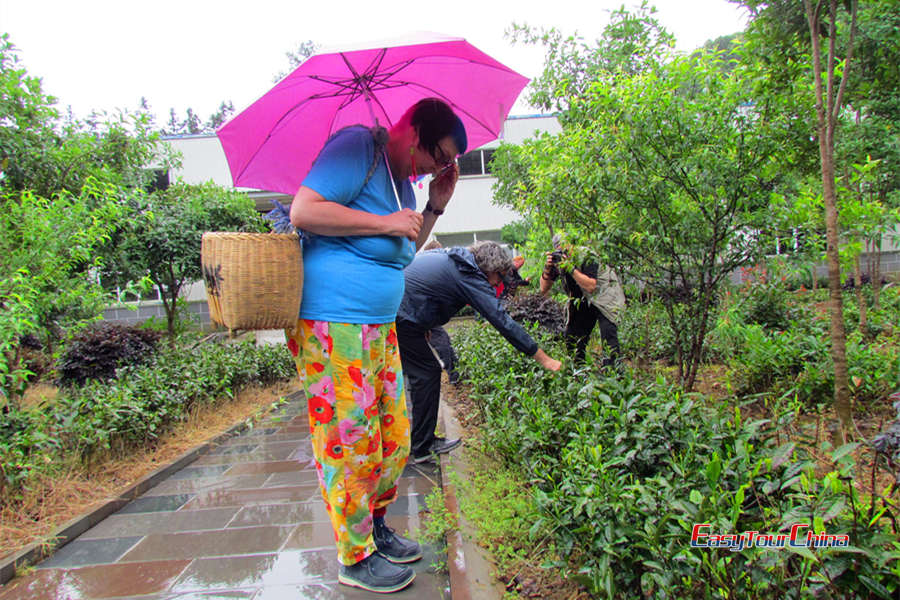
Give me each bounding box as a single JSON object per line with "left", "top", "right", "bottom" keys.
{"left": 451, "top": 323, "right": 900, "bottom": 599}
{"left": 0, "top": 340, "right": 294, "bottom": 499}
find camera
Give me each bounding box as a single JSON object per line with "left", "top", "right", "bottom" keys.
{"left": 545, "top": 250, "right": 567, "bottom": 279}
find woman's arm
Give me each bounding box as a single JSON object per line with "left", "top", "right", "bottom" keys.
{"left": 416, "top": 210, "right": 440, "bottom": 250}
{"left": 291, "top": 186, "right": 423, "bottom": 242}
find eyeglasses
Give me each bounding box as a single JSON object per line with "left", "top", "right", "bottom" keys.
{"left": 431, "top": 144, "right": 455, "bottom": 172}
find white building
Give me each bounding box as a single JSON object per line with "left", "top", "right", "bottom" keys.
{"left": 161, "top": 114, "right": 561, "bottom": 245}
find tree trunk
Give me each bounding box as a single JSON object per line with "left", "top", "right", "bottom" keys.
{"left": 663, "top": 298, "right": 685, "bottom": 385}
{"left": 854, "top": 253, "right": 866, "bottom": 333}
{"left": 873, "top": 234, "right": 882, "bottom": 311}
{"left": 805, "top": 0, "right": 857, "bottom": 443}
{"left": 822, "top": 171, "right": 852, "bottom": 443}
{"left": 162, "top": 291, "right": 177, "bottom": 347}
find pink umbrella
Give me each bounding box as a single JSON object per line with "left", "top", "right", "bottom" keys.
{"left": 216, "top": 32, "right": 529, "bottom": 195}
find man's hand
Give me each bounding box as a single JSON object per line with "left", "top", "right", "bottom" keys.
{"left": 533, "top": 349, "right": 562, "bottom": 371}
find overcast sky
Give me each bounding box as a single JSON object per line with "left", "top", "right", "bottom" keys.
{"left": 1, "top": 0, "right": 749, "bottom": 124}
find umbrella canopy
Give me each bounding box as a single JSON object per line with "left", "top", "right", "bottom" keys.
{"left": 216, "top": 32, "right": 529, "bottom": 195}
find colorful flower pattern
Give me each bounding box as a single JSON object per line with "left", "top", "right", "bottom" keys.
{"left": 285, "top": 319, "right": 410, "bottom": 566}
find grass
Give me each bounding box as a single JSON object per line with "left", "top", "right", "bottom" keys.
{"left": 448, "top": 439, "right": 591, "bottom": 600}
{"left": 420, "top": 486, "right": 456, "bottom": 573}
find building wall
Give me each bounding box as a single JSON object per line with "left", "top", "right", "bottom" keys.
{"left": 409, "top": 114, "right": 561, "bottom": 237}
{"left": 103, "top": 298, "right": 211, "bottom": 328}
{"left": 167, "top": 135, "right": 239, "bottom": 189}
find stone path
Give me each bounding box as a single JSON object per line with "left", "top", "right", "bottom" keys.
{"left": 0, "top": 394, "right": 449, "bottom": 600}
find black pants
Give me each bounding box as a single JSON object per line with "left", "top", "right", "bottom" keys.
{"left": 565, "top": 301, "right": 620, "bottom": 365}
{"left": 396, "top": 322, "right": 443, "bottom": 458}
{"left": 428, "top": 326, "right": 459, "bottom": 384}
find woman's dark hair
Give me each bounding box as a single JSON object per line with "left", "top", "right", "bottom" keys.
{"left": 409, "top": 98, "right": 467, "bottom": 157}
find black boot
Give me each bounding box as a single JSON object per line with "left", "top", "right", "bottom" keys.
{"left": 374, "top": 517, "right": 423, "bottom": 563}
{"left": 338, "top": 553, "right": 415, "bottom": 593}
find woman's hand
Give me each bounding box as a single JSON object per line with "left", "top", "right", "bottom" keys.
{"left": 427, "top": 163, "right": 459, "bottom": 212}
{"left": 383, "top": 208, "right": 423, "bottom": 242}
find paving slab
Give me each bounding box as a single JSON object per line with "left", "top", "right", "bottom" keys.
{"left": 0, "top": 392, "right": 449, "bottom": 599}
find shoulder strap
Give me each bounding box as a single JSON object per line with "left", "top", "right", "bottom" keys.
{"left": 362, "top": 125, "right": 389, "bottom": 187}
{"left": 361, "top": 125, "right": 402, "bottom": 210}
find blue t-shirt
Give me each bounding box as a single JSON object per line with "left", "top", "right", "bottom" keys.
{"left": 298, "top": 126, "right": 417, "bottom": 324}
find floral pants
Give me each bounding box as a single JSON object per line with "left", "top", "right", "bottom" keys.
{"left": 285, "top": 319, "right": 411, "bottom": 565}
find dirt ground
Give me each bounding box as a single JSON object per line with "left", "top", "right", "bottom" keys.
{"left": 0, "top": 380, "right": 298, "bottom": 561}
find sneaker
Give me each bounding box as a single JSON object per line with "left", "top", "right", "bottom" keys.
{"left": 338, "top": 553, "right": 415, "bottom": 593}
{"left": 411, "top": 452, "right": 434, "bottom": 464}
{"left": 411, "top": 437, "right": 461, "bottom": 464}
{"left": 431, "top": 437, "right": 461, "bottom": 455}
{"left": 374, "top": 518, "right": 423, "bottom": 563}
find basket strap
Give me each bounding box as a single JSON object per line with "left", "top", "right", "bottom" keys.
{"left": 382, "top": 149, "right": 403, "bottom": 211}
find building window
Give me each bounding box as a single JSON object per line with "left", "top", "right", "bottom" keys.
{"left": 434, "top": 230, "right": 504, "bottom": 248}
{"left": 482, "top": 149, "right": 495, "bottom": 174}
{"left": 758, "top": 228, "right": 820, "bottom": 256}
{"left": 145, "top": 169, "right": 170, "bottom": 193}
{"left": 457, "top": 149, "right": 496, "bottom": 177}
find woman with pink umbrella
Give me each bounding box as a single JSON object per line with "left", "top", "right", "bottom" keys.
{"left": 284, "top": 98, "right": 465, "bottom": 593}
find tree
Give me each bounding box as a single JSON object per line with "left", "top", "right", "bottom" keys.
{"left": 738, "top": 0, "right": 883, "bottom": 442}
{"left": 508, "top": 1, "right": 674, "bottom": 125}
{"left": 0, "top": 179, "right": 131, "bottom": 402}
{"left": 494, "top": 48, "right": 783, "bottom": 390}
{"left": 206, "top": 101, "right": 235, "bottom": 131}
{"left": 0, "top": 37, "right": 171, "bottom": 199}
{"left": 0, "top": 34, "right": 179, "bottom": 397}
{"left": 838, "top": 0, "right": 900, "bottom": 311}
{"left": 805, "top": 0, "right": 860, "bottom": 443}
{"left": 160, "top": 102, "right": 235, "bottom": 135}
{"left": 273, "top": 40, "right": 318, "bottom": 82}
{"left": 0, "top": 34, "right": 60, "bottom": 195}
{"left": 118, "top": 183, "right": 267, "bottom": 340}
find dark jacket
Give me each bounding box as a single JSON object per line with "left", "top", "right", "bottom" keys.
{"left": 397, "top": 248, "right": 539, "bottom": 356}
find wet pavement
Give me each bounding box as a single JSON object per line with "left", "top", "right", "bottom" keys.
{"left": 0, "top": 395, "right": 449, "bottom": 600}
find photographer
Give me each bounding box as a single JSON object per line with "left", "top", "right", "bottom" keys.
{"left": 540, "top": 234, "right": 625, "bottom": 368}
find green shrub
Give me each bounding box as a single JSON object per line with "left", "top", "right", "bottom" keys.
{"left": 452, "top": 323, "right": 900, "bottom": 599}
{"left": 711, "top": 296, "right": 900, "bottom": 408}
{"left": 0, "top": 408, "right": 58, "bottom": 497}
{"left": 619, "top": 297, "right": 679, "bottom": 363}
{"left": 1, "top": 340, "right": 295, "bottom": 498}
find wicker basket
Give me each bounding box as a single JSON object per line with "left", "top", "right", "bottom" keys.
{"left": 201, "top": 232, "right": 302, "bottom": 331}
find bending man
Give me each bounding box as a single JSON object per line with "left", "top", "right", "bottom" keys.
{"left": 397, "top": 241, "right": 562, "bottom": 463}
